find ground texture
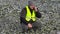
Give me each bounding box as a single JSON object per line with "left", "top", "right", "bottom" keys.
{"left": 0, "top": 0, "right": 60, "bottom": 34}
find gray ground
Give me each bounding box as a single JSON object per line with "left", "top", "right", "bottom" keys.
{"left": 0, "top": 0, "right": 60, "bottom": 34}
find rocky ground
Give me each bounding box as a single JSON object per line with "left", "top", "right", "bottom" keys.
{"left": 0, "top": 0, "right": 60, "bottom": 34}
